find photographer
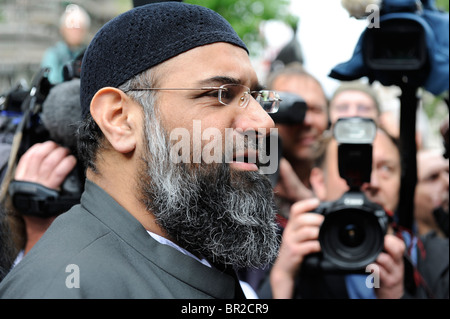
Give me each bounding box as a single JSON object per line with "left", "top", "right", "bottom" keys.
{"left": 267, "top": 63, "right": 329, "bottom": 211}
{"left": 260, "top": 124, "right": 448, "bottom": 299}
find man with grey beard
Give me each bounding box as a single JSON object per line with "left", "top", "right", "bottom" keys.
{"left": 0, "top": 3, "right": 281, "bottom": 298}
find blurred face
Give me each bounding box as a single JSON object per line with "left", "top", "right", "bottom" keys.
{"left": 414, "top": 150, "right": 449, "bottom": 232}
{"left": 62, "top": 26, "right": 87, "bottom": 48}
{"left": 312, "top": 130, "right": 401, "bottom": 213}
{"left": 61, "top": 12, "right": 88, "bottom": 48}
{"left": 271, "top": 74, "right": 328, "bottom": 161}
{"left": 329, "top": 90, "right": 378, "bottom": 124}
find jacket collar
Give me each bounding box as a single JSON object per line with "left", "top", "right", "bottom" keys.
{"left": 80, "top": 179, "right": 244, "bottom": 299}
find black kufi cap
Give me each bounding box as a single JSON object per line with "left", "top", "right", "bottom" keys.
{"left": 80, "top": 2, "right": 248, "bottom": 118}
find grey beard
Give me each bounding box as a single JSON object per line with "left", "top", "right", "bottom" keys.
{"left": 137, "top": 113, "right": 280, "bottom": 269}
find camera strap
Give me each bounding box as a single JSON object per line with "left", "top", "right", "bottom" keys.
{"left": 394, "top": 224, "right": 435, "bottom": 298}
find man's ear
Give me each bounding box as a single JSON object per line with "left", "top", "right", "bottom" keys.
{"left": 310, "top": 167, "right": 327, "bottom": 201}
{"left": 90, "top": 87, "right": 139, "bottom": 154}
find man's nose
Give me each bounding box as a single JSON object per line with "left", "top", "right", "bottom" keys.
{"left": 361, "top": 170, "right": 380, "bottom": 194}
{"left": 303, "top": 109, "right": 314, "bottom": 126}
{"left": 234, "top": 97, "right": 275, "bottom": 135}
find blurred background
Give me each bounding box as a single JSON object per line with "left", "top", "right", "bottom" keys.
{"left": 0, "top": 0, "right": 448, "bottom": 147}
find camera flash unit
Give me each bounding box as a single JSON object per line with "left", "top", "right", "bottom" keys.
{"left": 333, "top": 117, "right": 377, "bottom": 144}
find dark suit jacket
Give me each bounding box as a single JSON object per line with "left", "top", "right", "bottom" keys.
{"left": 0, "top": 180, "right": 244, "bottom": 298}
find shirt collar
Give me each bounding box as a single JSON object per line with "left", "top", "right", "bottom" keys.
{"left": 146, "top": 230, "right": 212, "bottom": 268}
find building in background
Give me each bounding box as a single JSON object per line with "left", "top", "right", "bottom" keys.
{"left": 0, "top": 0, "right": 130, "bottom": 93}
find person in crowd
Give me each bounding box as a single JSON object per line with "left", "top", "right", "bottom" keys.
{"left": 260, "top": 127, "right": 449, "bottom": 299}
{"left": 264, "top": 62, "right": 329, "bottom": 225}
{"left": 41, "top": 4, "right": 90, "bottom": 84}
{"left": 0, "top": 2, "right": 281, "bottom": 298}
{"left": 266, "top": 62, "right": 329, "bottom": 199}
{"left": 414, "top": 148, "right": 449, "bottom": 238}
{"left": 328, "top": 81, "right": 381, "bottom": 125}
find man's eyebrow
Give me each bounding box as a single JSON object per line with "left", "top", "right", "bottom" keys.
{"left": 198, "top": 76, "right": 264, "bottom": 91}
{"left": 198, "top": 76, "right": 240, "bottom": 86}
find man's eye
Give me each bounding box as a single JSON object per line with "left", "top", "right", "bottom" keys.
{"left": 195, "top": 90, "right": 220, "bottom": 102}
{"left": 203, "top": 90, "right": 219, "bottom": 98}
{"left": 220, "top": 90, "right": 235, "bottom": 104}
{"left": 334, "top": 104, "right": 349, "bottom": 112}
{"left": 425, "top": 173, "right": 440, "bottom": 182}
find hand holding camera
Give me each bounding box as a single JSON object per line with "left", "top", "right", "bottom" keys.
{"left": 271, "top": 196, "right": 405, "bottom": 299}
{"left": 271, "top": 117, "right": 406, "bottom": 299}
{"left": 14, "top": 141, "right": 76, "bottom": 190}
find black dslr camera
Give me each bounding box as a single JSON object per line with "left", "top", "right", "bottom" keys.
{"left": 304, "top": 117, "right": 389, "bottom": 273}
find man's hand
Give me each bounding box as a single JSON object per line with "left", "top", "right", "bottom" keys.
{"left": 372, "top": 234, "right": 406, "bottom": 299}
{"left": 274, "top": 158, "right": 314, "bottom": 202}
{"left": 14, "top": 141, "right": 77, "bottom": 190}
{"left": 270, "top": 198, "right": 322, "bottom": 298}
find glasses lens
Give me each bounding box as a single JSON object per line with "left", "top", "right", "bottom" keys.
{"left": 256, "top": 91, "right": 280, "bottom": 113}
{"left": 220, "top": 84, "right": 249, "bottom": 107}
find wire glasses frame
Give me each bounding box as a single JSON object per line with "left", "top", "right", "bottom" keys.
{"left": 123, "top": 83, "right": 281, "bottom": 113}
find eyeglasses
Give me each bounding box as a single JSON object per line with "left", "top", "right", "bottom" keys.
{"left": 123, "top": 83, "right": 281, "bottom": 114}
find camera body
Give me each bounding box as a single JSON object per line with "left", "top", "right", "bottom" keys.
{"left": 330, "top": 0, "right": 448, "bottom": 96}
{"left": 305, "top": 191, "right": 389, "bottom": 273}
{"left": 303, "top": 117, "right": 389, "bottom": 273}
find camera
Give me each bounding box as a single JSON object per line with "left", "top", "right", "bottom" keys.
{"left": 269, "top": 91, "right": 306, "bottom": 126}
{"left": 62, "top": 49, "right": 85, "bottom": 82}
{"left": 330, "top": 0, "right": 448, "bottom": 96}
{"left": 262, "top": 92, "right": 307, "bottom": 187}
{"left": 303, "top": 117, "right": 389, "bottom": 273}
{"left": 1, "top": 66, "right": 84, "bottom": 218}
{"left": 329, "top": 0, "right": 449, "bottom": 236}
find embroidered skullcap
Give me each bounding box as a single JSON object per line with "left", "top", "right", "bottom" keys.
{"left": 80, "top": 2, "right": 248, "bottom": 118}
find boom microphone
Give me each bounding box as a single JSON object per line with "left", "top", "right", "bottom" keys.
{"left": 40, "top": 78, "right": 82, "bottom": 152}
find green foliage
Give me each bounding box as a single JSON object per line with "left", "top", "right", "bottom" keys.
{"left": 435, "top": 0, "right": 449, "bottom": 12}
{"left": 183, "top": 0, "right": 298, "bottom": 55}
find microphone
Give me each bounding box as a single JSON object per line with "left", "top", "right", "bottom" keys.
{"left": 40, "top": 78, "right": 81, "bottom": 152}
{"left": 269, "top": 91, "right": 307, "bottom": 125}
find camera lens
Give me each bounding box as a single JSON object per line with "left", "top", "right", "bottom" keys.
{"left": 339, "top": 223, "right": 365, "bottom": 248}
{"left": 319, "top": 208, "right": 385, "bottom": 271}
